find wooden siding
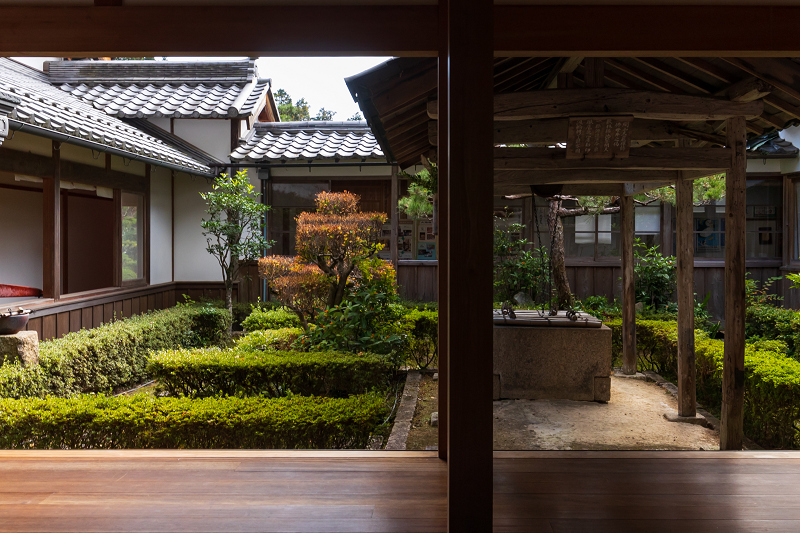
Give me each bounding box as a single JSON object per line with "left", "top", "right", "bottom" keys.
{"left": 566, "top": 263, "right": 787, "bottom": 322}
{"left": 23, "top": 274, "right": 261, "bottom": 341}
{"left": 397, "top": 261, "right": 437, "bottom": 302}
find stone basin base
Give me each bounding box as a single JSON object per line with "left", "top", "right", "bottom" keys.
{"left": 493, "top": 324, "right": 612, "bottom": 402}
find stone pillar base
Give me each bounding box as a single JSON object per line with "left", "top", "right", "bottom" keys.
{"left": 0, "top": 331, "right": 39, "bottom": 366}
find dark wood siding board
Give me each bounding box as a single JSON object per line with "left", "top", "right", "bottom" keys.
{"left": 154, "top": 291, "right": 163, "bottom": 310}
{"left": 131, "top": 296, "right": 140, "bottom": 316}
{"left": 576, "top": 267, "right": 594, "bottom": 300}
{"left": 122, "top": 298, "right": 132, "bottom": 318}
{"left": 612, "top": 267, "right": 622, "bottom": 299}
{"left": 566, "top": 267, "right": 576, "bottom": 295}
{"left": 187, "top": 289, "right": 203, "bottom": 302}
{"left": 69, "top": 309, "right": 81, "bottom": 333}
{"left": 167, "top": 290, "right": 176, "bottom": 308}
{"left": 113, "top": 301, "right": 123, "bottom": 321}
{"left": 138, "top": 296, "right": 147, "bottom": 313}
{"left": 81, "top": 307, "right": 92, "bottom": 331}
{"left": 103, "top": 303, "right": 113, "bottom": 324}
{"left": 42, "top": 315, "right": 56, "bottom": 341}
{"left": 594, "top": 267, "right": 614, "bottom": 300}
{"left": 93, "top": 305, "right": 103, "bottom": 328}
{"left": 694, "top": 269, "right": 706, "bottom": 301}
{"left": 56, "top": 312, "right": 70, "bottom": 338}
{"left": 27, "top": 317, "right": 43, "bottom": 340}
{"left": 147, "top": 294, "right": 156, "bottom": 310}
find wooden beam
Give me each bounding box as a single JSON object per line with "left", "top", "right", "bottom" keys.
{"left": 720, "top": 57, "right": 800, "bottom": 104}
{"left": 722, "top": 116, "right": 747, "bottom": 451}
{"left": 493, "top": 118, "right": 723, "bottom": 145}
{"left": 0, "top": 147, "right": 146, "bottom": 193}
{"left": 542, "top": 57, "right": 583, "bottom": 90}
{"left": 495, "top": 169, "right": 679, "bottom": 185}
{"left": 583, "top": 58, "right": 605, "bottom": 88}
{"left": 372, "top": 68, "right": 438, "bottom": 118}
{"left": 447, "top": 0, "right": 493, "bottom": 529}
{"left": 623, "top": 182, "right": 671, "bottom": 196}
{"left": 633, "top": 57, "right": 717, "bottom": 94}
{"left": 0, "top": 6, "right": 438, "bottom": 56}
{"left": 494, "top": 6, "right": 800, "bottom": 55}
{"left": 676, "top": 170, "right": 696, "bottom": 417}
{"left": 621, "top": 194, "right": 636, "bottom": 375}
{"left": 495, "top": 147, "right": 731, "bottom": 171}
{"left": 42, "top": 142, "right": 61, "bottom": 300}
{"left": 722, "top": 76, "right": 772, "bottom": 102}
{"left": 605, "top": 58, "right": 683, "bottom": 93}
{"left": 494, "top": 89, "right": 764, "bottom": 121}
{"left": 497, "top": 183, "right": 625, "bottom": 197}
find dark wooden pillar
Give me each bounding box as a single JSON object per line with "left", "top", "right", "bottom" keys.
{"left": 144, "top": 163, "right": 151, "bottom": 285}
{"left": 42, "top": 141, "right": 61, "bottom": 300}
{"left": 676, "top": 172, "right": 696, "bottom": 417}
{"left": 437, "top": 0, "right": 449, "bottom": 463}
{"left": 390, "top": 165, "right": 399, "bottom": 269}
{"left": 621, "top": 194, "right": 637, "bottom": 375}
{"left": 722, "top": 116, "right": 747, "bottom": 450}
{"left": 445, "top": 0, "right": 493, "bottom": 528}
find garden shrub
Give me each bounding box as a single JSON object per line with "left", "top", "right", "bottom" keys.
{"left": 399, "top": 300, "right": 437, "bottom": 312}
{"left": 0, "top": 393, "right": 385, "bottom": 449}
{"left": 607, "top": 318, "right": 800, "bottom": 449}
{"left": 0, "top": 305, "right": 231, "bottom": 399}
{"left": 745, "top": 304, "right": 800, "bottom": 358}
{"left": 148, "top": 347, "right": 392, "bottom": 398}
{"left": 236, "top": 328, "right": 303, "bottom": 352}
{"left": 401, "top": 310, "right": 438, "bottom": 369}
{"left": 241, "top": 306, "right": 301, "bottom": 332}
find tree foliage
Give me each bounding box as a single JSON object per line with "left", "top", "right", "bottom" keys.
{"left": 259, "top": 191, "right": 387, "bottom": 328}
{"left": 200, "top": 170, "right": 270, "bottom": 327}
{"left": 274, "top": 88, "right": 337, "bottom": 121}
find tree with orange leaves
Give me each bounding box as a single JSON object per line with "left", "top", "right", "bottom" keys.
{"left": 259, "top": 191, "right": 387, "bottom": 329}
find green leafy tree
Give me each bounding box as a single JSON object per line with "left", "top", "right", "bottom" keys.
{"left": 314, "top": 108, "right": 336, "bottom": 121}
{"left": 348, "top": 112, "right": 363, "bottom": 121}
{"left": 201, "top": 170, "right": 271, "bottom": 333}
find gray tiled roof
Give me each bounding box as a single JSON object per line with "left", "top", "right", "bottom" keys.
{"left": 231, "top": 121, "right": 385, "bottom": 162}
{"left": 50, "top": 60, "right": 270, "bottom": 119}
{"left": 0, "top": 58, "right": 213, "bottom": 175}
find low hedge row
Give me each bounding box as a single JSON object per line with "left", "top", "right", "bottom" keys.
{"left": 236, "top": 328, "right": 303, "bottom": 352}
{"left": 0, "top": 305, "right": 231, "bottom": 399}
{"left": 0, "top": 393, "right": 385, "bottom": 449}
{"left": 241, "top": 306, "right": 301, "bottom": 332}
{"left": 607, "top": 318, "right": 800, "bottom": 449}
{"left": 745, "top": 304, "right": 800, "bottom": 357}
{"left": 148, "top": 347, "right": 392, "bottom": 398}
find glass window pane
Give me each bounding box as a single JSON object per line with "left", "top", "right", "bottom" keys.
{"left": 271, "top": 183, "right": 329, "bottom": 207}
{"left": 745, "top": 180, "right": 782, "bottom": 259}
{"left": 635, "top": 205, "right": 661, "bottom": 233}
{"left": 121, "top": 193, "right": 143, "bottom": 281}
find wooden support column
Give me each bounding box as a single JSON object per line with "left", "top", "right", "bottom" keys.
{"left": 621, "top": 194, "right": 636, "bottom": 375}
{"left": 722, "top": 116, "right": 747, "bottom": 450}
{"left": 437, "top": 0, "right": 449, "bottom": 463}
{"left": 446, "top": 0, "right": 493, "bottom": 528}
{"left": 42, "top": 141, "right": 61, "bottom": 300}
{"left": 390, "top": 165, "right": 399, "bottom": 269}
{"left": 676, "top": 171, "right": 696, "bottom": 417}
{"left": 144, "top": 163, "right": 151, "bottom": 285}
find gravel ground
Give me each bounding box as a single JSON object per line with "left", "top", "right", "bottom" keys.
{"left": 493, "top": 376, "right": 721, "bottom": 451}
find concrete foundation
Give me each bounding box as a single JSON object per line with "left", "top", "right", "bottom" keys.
{"left": 493, "top": 324, "right": 612, "bottom": 402}
{"left": 0, "top": 331, "right": 39, "bottom": 367}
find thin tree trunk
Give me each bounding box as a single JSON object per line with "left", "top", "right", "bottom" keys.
{"left": 548, "top": 199, "right": 573, "bottom": 310}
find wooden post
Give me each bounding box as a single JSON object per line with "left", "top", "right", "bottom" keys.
{"left": 676, "top": 171, "right": 696, "bottom": 417}
{"left": 584, "top": 58, "right": 605, "bottom": 88}
{"left": 446, "top": 0, "right": 493, "bottom": 528}
{"left": 144, "top": 163, "right": 151, "bottom": 285}
{"left": 621, "top": 194, "right": 636, "bottom": 375}
{"left": 437, "top": 0, "right": 449, "bottom": 463}
{"left": 390, "top": 165, "right": 399, "bottom": 269}
{"left": 42, "top": 140, "right": 61, "bottom": 300}
{"left": 722, "top": 116, "right": 747, "bottom": 450}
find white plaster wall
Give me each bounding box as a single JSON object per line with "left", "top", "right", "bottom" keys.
{"left": 149, "top": 167, "right": 173, "bottom": 285}
{"left": 172, "top": 119, "right": 231, "bottom": 162}
{"left": 146, "top": 117, "right": 172, "bottom": 133}
{"left": 0, "top": 188, "right": 43, "bottom": 305}
{"left": 780, "top": 126, "right": 800, "bottom": 174}
{"left": 173, "top": 173, "right": 220, "bottom": 281}
{"left": 747, "top": 158, "right": 782, "bottom": 174}
{"left": 59, "top": 143, "right": 105, "bottom": 169}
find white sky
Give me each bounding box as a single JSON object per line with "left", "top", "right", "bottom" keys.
{"left": 12, "top": 56, "right": 392, "bottom": 120}
{"left": 169, "top": 56, "right": 391, "bottom": 120}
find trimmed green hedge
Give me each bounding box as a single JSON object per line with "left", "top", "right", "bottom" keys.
{"left": 401, "top": 309, "right": 438, "bottom": 369}
{"left": 241, "top": 306, "right": 300, "bottom": 332}
{"left": 0, "top": 393, "right": 385, "bottom": 449}
{"left": 236, "top": 328, "right": 303, "bottom": 352}
{"left": 607, "top": 318, "right": 800, "bottom": 449}
{"left": 148, "top": 347, "right": 392, "bottom": 398}
{"left": 745, "top": 304, "right": 800, "bottom": 357}
{"left": 0, "top": 305, "right": 231, "bottom": 399}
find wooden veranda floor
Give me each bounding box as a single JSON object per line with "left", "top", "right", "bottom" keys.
{"left": 0, "top": 450, "right": 799, "bottom": 532}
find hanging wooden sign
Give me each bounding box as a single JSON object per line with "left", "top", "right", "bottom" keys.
{"left": 566, "top": 116, "right": 633, "bottom": 159}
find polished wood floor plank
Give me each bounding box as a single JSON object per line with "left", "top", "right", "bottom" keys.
{"left": 0, "top": 451, "right": 799, "bottom": 532}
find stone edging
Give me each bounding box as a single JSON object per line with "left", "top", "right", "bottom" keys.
{"left": 385, "top": 370, "right": 421, "bottom": 450}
